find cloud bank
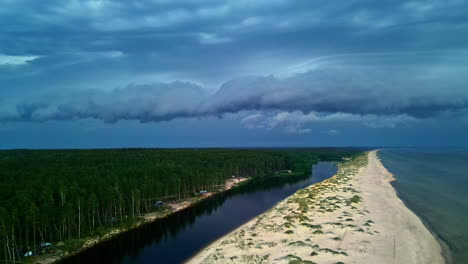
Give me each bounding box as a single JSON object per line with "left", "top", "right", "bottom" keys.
{"left": 1, "top": 64, "right": 467, "bottom": 130}
{"left": 0, "top": 0, "right": 467, "bottom": 139}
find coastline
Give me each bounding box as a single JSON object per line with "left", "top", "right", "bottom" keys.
{"left": 35, "top": 177, "right": 250, "bottom": 264}
{"left": 373, "top": 151, "right": 449, "bottom": 264}
{"left": 389, "top": 176, "right": 454, "bottom": 264}
{"left": 376, "top": 149, "right": 453, "bottom": 264}
{"left": 188, "top": 151, "right": 445, "bottom": 264}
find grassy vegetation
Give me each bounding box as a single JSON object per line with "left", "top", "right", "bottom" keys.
{"left": 191, "top": 152, "right": 375, "bottom": 264}
{"left": 346, "top": 195, "right": 362, "bottom": 205}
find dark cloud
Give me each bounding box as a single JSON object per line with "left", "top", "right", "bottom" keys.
{"left": 204, "top": 66, "right": 468, "bottom": 118}
{"left": 1, "top": 0, "right": 467, "bottom": 147}
{"left": 1, "top": 82, "right": 206, "bottom": 123}
{"left": 2, "top": 63, "right": 467, "bottom": 124}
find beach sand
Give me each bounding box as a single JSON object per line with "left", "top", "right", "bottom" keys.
{"left": 187, "top": 150, "right": 444, "bottom": 264}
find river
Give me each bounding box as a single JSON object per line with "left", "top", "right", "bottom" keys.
{"left": 61, "top": 161, "right": 338, "bottom": 264}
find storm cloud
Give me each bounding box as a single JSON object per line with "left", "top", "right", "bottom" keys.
{"left": 1, "top": 0, "right": 467, "bottom": 147}
{"left": 2, "top": 62, "right": 467, "bottom": 124}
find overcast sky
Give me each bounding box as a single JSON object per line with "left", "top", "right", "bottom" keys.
{"left": 1, "top": 0, "right": 467, "bottom": 148}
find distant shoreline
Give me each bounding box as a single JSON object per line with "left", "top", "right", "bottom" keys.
{"left": 189, "top": 151, "right": 445, "bottom": 264}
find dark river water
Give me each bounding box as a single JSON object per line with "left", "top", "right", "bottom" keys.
{"left": 61, "top": 162, "right": 337, "bottom": 264}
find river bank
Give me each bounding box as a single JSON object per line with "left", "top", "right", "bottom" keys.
{"left": 58, "top": 162, "right": 339, "bottom": 264}
{"left": 188, "top": 151, "right": 444, "bottom": 264}
{"left": 33, "top": 177, "right": 250, "bottom": 264}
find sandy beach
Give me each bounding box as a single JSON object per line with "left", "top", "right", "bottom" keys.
{"left": 188, "top": 150, "right": 445, "bottom": 264}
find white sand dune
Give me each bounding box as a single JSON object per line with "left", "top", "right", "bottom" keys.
{"left": 187, "top": 150, "right": 444, "bottom": 264}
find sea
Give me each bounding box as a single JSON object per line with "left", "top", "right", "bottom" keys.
{"left": 379, "top": 148, "right": 468, "bottom": 264}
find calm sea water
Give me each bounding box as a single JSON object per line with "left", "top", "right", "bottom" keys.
{"left": 379, "top": 148, "right": 468, "bottom": 264}
{"left": 61, "top": 162, "right": 337, "bottom": 264}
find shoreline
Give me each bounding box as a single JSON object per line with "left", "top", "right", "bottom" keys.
{"left": 376, "top": 150, "right": 453, "bottom": 264}
{"left": 390, "top": 180, "right": 453, "bottom": 264}
{"left": 375, "top": 149, "right": 453, "bottom": 264}
{"left": 389, "top": 177, "right": 454, "bottom": 264}
{"left": 188, "top": 151, "right": 445, "bottom": 264}
{"left": 35, "top": 177, "right": 250, "bottom": 264}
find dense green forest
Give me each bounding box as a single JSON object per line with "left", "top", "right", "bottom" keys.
{"left": 0, "top": 148, "right": 360, "bottom": 262}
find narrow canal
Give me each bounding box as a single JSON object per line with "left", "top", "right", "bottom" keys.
{"left": 61, "top": 162, "right": 338, "bottom": 264}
